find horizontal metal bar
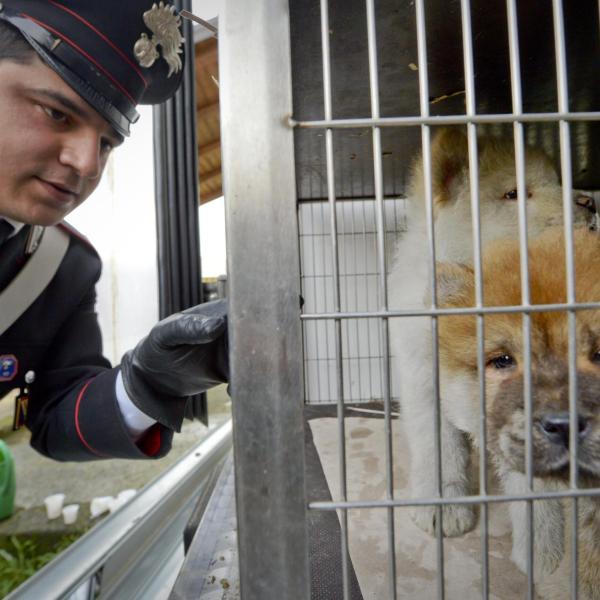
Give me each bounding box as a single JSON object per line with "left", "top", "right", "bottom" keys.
{"left": 290, "top": 111, "right": 600, "bottom": 129}
{"left": 309, "top": 485, "right": 600, "bottom": 511}
{"left": 298, "top": 195, "right": 407, "bottom": 204}
{"left": 179, "top": 9, "right": 218, "bottom": 37}
{"left": 7, "top": 421, "right": 233, "bottom": 600}
{"left": 301, "top": 301, "right": 600, "bottom": 320}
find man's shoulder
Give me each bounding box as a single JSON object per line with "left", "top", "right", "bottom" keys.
{"left": 55, "top": 222, "right": 101, "bottom": 260}
{"left": 53, "top": 222, "right": 103, "bottom": 282}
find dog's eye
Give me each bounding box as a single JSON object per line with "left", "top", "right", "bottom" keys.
{"left": 502, "top": 189, "right": 532, "bottom": 200}
{"left": 591, "top": 351, "right": 600, "bottom": 364}
{"left": 488, "top": 354, "right": 516, "bottom": 369}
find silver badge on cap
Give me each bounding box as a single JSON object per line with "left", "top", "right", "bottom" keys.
{"left": 134, "top": 2, "right": 184, "bottom": 78}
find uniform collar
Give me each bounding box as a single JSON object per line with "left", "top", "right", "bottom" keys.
{"left": 1, "top": 217, "right": 25, "bottom": 238}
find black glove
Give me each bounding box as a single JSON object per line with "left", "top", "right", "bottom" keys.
{"left": 120, "top": 299, "right": 229, "bottom": 431}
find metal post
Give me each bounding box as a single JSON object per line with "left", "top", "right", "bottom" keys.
{"left": 153, "top": 0, "right": 202, "bottom": 319}
{"left": 153, "top": 0, "right": 206, "bottom": 423}
{"left": 220, "top": 1, "right": 310, "bottom": 598}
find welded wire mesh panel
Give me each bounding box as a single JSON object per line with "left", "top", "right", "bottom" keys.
{"left": 300, "top": 198, "right": 406, "bottom": 404}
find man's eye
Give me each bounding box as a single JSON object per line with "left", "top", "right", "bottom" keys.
{"left": 100, "top": 139, "right": 114, "bottom": 154}
{"left": 43, "top": 106, "right": 68, "bottom": 123}
{"left": 487, "top": 354, "right": 516, "bottom": 369}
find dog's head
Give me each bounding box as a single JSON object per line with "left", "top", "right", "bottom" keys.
{"left": 409, "top": 128, "right": 593, "bottom": 253}
{"left": 436, "top": 227, "right": 600, "bottom": 481}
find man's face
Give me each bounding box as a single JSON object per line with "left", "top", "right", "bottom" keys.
{"left": 0, "top": 54, "right": 123, "bottom": 226}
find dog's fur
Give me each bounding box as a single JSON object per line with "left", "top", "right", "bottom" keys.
{"left": 436, "top": 228, "right": 600, "bottom": 594}
{"left": 388, "top": 127, "right": 592, "bottom": 572}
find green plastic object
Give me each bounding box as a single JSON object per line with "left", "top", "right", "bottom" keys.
{"left": 0, "top": 439, "right": 16, "bottom": 520}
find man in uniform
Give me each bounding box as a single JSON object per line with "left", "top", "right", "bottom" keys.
{"left": 0, "top": 1, "right": 228, "bottom": 461}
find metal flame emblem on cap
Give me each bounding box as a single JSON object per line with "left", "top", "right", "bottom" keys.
{"left": 133, "top": 1, "right": 184, "bottom": 78}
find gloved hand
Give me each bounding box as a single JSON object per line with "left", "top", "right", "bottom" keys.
{"left": 120, "top": 299, "right": 228, "bottom": 431}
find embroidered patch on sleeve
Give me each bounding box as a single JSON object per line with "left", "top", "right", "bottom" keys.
{"left": 0, "top": 355, "right": 18, "bottom": 381}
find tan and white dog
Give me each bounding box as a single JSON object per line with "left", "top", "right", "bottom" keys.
{"left": 436, "top": 228, "right": 600, "bottom": 593}
{"left": 388, "top": 127, "right": 593, "bottom": 573}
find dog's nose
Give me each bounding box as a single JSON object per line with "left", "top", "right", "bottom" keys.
{"left": 540, "top": 412, "right": 590, "bottom": 447}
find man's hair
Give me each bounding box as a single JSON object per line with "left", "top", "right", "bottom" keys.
{"left": 0, "top": 20, "right": 35, "bottom": 63}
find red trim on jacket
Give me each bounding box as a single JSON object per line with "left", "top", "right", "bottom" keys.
{"left": 57, "top": 222, "right": 93, "bottom": 250}
{"left": 136, "top": 424, "right": 162, "bottom": 457}
{"left": 74, "top": 378, "right": 106, "bottom": 457}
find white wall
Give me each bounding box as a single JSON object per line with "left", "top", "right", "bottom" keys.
{"left": 199, "top": 196, "right": 226, "bottom": 277}
{"left": 191, "top": 0, "right": 219, "bottom": 19}
{"left": 67, "top": 107, "right": 158, "bottom": 366}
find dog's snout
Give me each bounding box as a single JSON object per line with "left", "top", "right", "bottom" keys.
{"left": 539, "top": 412, "right": 590, "bottom": 448}
{"left": 575, "top": 194, "right": 596, "bottom": 214}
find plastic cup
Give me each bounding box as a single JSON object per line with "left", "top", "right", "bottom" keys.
{"left": 62, "top": 504, "right": 80, "bottom": 525}
{"left": 90, "top": 496, "right": 113, "bottom": 519}
{"left": 44, "top": 493, "right": 65, "bottom": 520}
{"left": 117, "top": 489, "right": 136, "bottom": 503}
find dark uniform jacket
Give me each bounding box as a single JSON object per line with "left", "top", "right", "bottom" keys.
{"left": 0, "top": 223, "right": 173, "bottom": 461}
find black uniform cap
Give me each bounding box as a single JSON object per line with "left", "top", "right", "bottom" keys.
{"left": 0, "top": 0, "right": 185, "bottom": 136}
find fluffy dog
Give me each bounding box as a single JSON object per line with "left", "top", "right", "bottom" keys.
{"left": 436, "top": 227, "right": 600, "bottom": 589}
{"left": 388, "top": 128, "right": 593, "bottom": 555}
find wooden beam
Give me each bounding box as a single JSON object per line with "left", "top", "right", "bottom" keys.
{"left": 196, "top": 100, "right": 220, "bottom": 120}
{"left": 198, "top": 139, "right": 221, "bottom": 156}
{"left": 195, "top": 38, "right": 218, "bottom": 62}
{"left": 199, "top": 187, "right": 223, "bottom": 205}
{"left": 199, "top": 166, "right": 222, "bottom": 184}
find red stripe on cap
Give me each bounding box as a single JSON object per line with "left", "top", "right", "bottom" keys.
{"left": 47, "top": 0, "right": 148, "bottom": 88}
{"left": 74, "top": 378, "right": 107, "bottom": 457}
{"left": 22, "top": 13, "right": 137, "bottom": 105}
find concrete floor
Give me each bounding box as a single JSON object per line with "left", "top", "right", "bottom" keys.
{"left": 0, "top": 386, "right": 231, "bottom": 536}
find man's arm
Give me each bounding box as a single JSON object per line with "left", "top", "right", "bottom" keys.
{"left": 26, "top": 280, "right": 175, "bottom": 461}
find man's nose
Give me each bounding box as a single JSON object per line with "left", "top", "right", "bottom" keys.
{"left": 59, "top": 133, "right": 102, "bottom": 179}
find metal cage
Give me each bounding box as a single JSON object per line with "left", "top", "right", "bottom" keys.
{"left": 221, "top": 0, "right": 600, "bottom": 598}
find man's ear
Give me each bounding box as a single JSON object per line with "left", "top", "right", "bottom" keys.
{"left": 431, "top": 262, "right": 474, "bottom": 306}
{"left": 429, "top": 127, "right": 469, "bottom": 205}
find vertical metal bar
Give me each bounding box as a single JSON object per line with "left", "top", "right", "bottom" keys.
{"left": 308, "top": 203, "right": 323, "bottom": 404}
{"left": 152, "top": 105, "right": 173, "bottom": 313}
{"left": 220, "top": 0, "right": 310, "bottom": 597}
{"left": 551, "top": 1, "right": 579, "bottom": 596}
{"left": 414, "top": 1, "right": 445, "bottom": 598}
{"left": 505, "top": 2, "right": 535, "bottom": 596}
{"left": 319, "top": 1, "right": 351, "bottom": 597}
{"left": 458, "top": 1, "right": 491, "bottom": 593}
{"left": 349, "top": 203, "right": 363, "bottom": 400}
{"left": 361, "top": 200, "right": 375, "bottom": 391}
{"left": 321, "top": 202, "right": 335, "bottom": 402}
{"left": 364, "top": 2, "right": 396, "bottom": 597}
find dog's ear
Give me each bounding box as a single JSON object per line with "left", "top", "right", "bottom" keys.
{"left": 430, "top": 128, "right": 469, "bottom": 205}
{"left": 433, "top": 262, "right": 474, "bottom": 306}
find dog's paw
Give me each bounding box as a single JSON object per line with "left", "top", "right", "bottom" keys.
{"left": 509, "top": 499, "right": 564, "bottom": 579}
{"left": 410, "top": 502, "right": 476, "bottom": 537}
{"left": 510, "top": 532, "right": 563, "bottom": 579}
{"left": 510, "top": 545, "right": 562, "bottom": 580}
